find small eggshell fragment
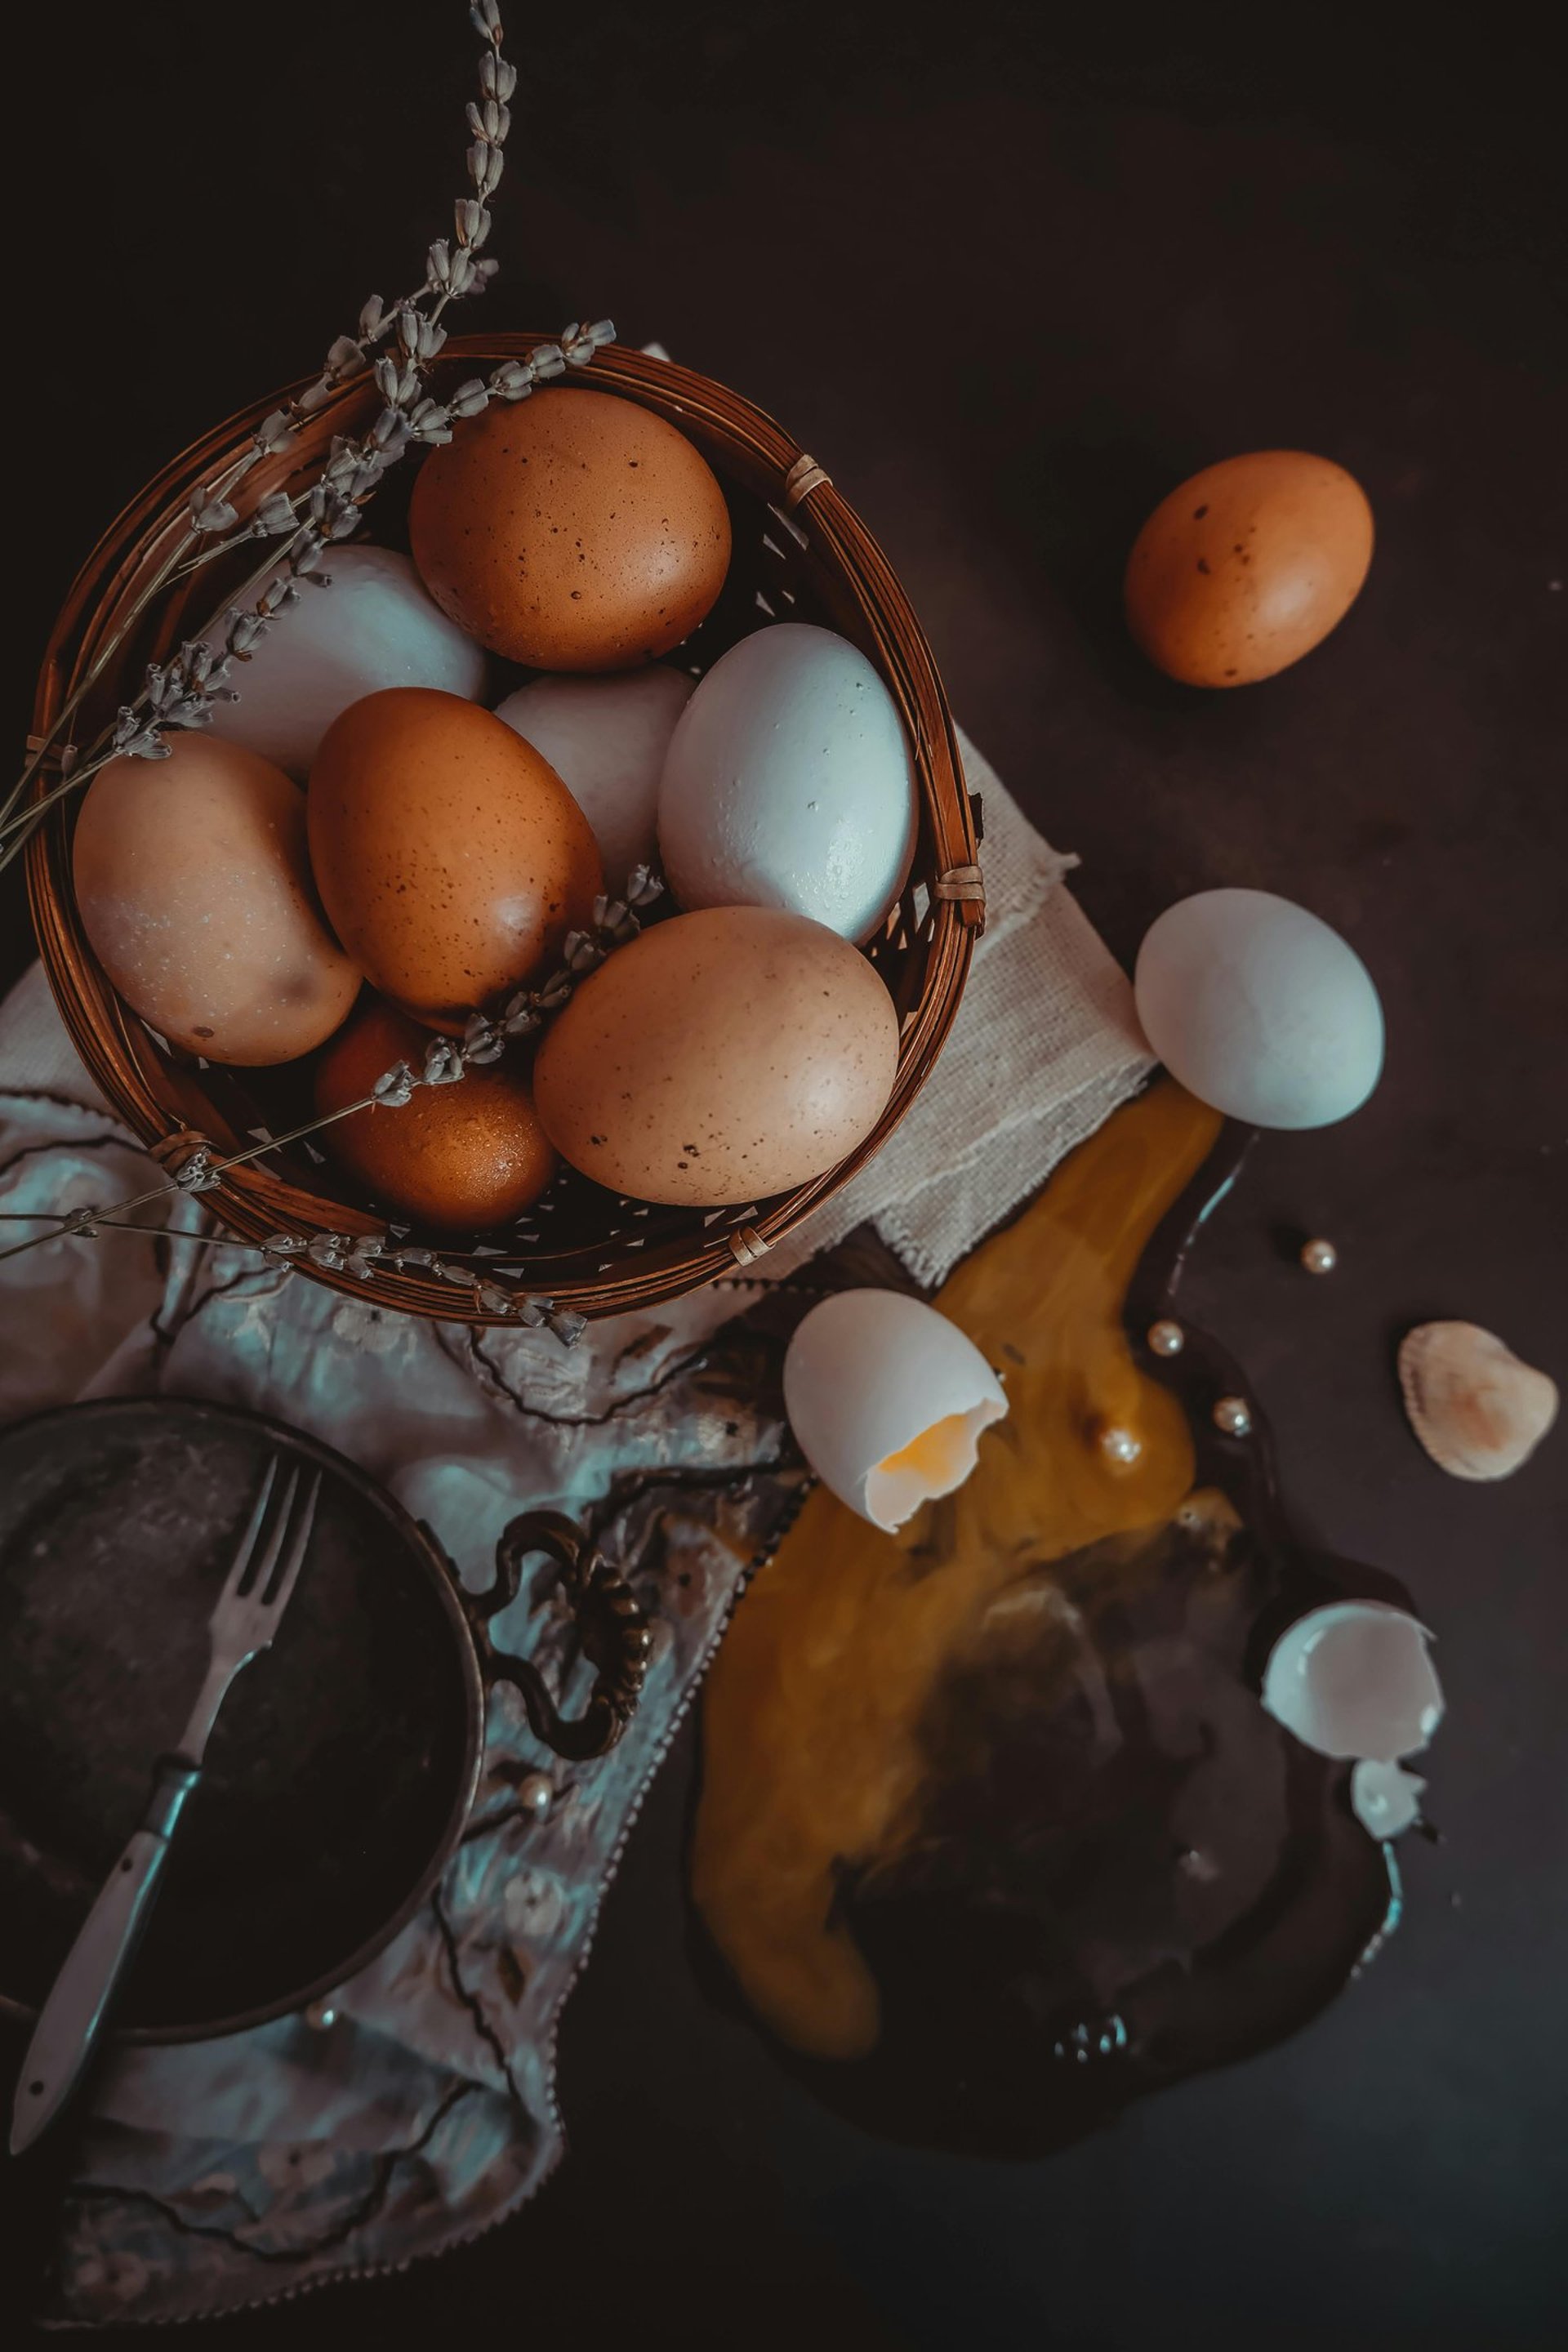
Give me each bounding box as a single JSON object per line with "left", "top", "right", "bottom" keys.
{"left": 207, "top": 547, "right": 487, "bottom": 779}
{"left": 1125, "top": 450, "right": 1374, "bottom": 686}
{"left": 783, "top": 1289, "right": 1009, "bottom": 1530}
{"left": 496, "top": 666, "right": 694, "bottom": 889}
{"left": 307, "top": 687, "right": 603, "bottom": 1034}
{"left": 657, "top": 622, "right": 919, "bottom": 941}
{"left": 1261, "top": 1601, "right": 1444, "bottom": 1762}
{"left": 314, "top": 996, "right": 555, "bottom": 1231}
{"left": 532, "top": 906, "right": 899, "bottom": 1206}
{"left": 73, "top": 733, "right": 360, "bottom": 1065}
{"left": 1134, "top": 889, "right": 1383, "bottom": 1129}
{"left": 409, "top": 386, "right": 731, "bottom": 670}
{"left": 1351, "top": 1760, "right": 1427, "bottom": 1842}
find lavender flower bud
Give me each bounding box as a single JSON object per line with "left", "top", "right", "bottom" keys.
{"left": 324, "top": 334, "right": 366, "bottom": 380}
{"left": 489, "top": 359, "right": 531, "bottom": 400}
{"left": 409, "top": 399, "right": 453, "bottom": 443}
{"left": 189, "top": 488, "right": 239, "bottom": 534}
{"left": 548, "top": 1307, "right": 588, "bottom": 1347}
{"left": 462, "top": 1013, "right": 506, "bottom": 1063}
{"left": 446, "top": 246, "right": 478, "bottom": 296}
{"left": 426, "top": 237, "right": 452, "bottom": 290}
{"left": 372, "top": 1060, "right": 417, "bottom": 1108}
{"left": 454, "top": 197, "right": 491, "bottom": 250}
{"left": 359, "top": 294, "right": 385, "bottom": 339}
{"left": 449, "top": 376, "right": 491, "bottom": 418}
{"left": 467, "top": 140, "right": 503, "bottom": 198}
{"left": 296, "top": 378, "right": 336, "bottom": 416}
{"left": 422, "top": 1037, "right": 466, "bottom": 1086}
{"left": 225, "top": 608, "right": 270, "bottom": 656}
{"left": 478, "top": 1282, "right": 516, "bottom": 1316}
{"left": 253, "top": 408, "right": 298, "bottom": 454}
{"left": 470, "top": 0, "right": 502, "bottom": 38}
{"left": 532, "top": 342, "right": 567, "bottom": 380}
{"left": 252, "top": 490, "right": 298, "bottom": 537}
{"left": 479, "top": 51, "right": 516, "bottom": 100}
{"left": 262, "top": 1232, "right": 308, "bottom": 1256}
{"left": 472, "top": 255, "right": 501, "bottom": 287}
{"left": 395, "top": 1245, "right": 434, "bottom": 1268}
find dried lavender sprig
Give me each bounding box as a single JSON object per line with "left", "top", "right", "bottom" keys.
{"left": 3, "top": 2, "right": 519, "bottom": 842}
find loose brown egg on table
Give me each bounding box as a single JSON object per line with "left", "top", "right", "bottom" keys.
{"left": 533, "top": 906, "right": 900, "bottom": 1207}
{"left": 314, "top": 996, "right": 555, "bottom": 1231}
{"left": 72, "top": 733, "right": 359, "bottom": 1065}
{"left": 408, "top": 385, "right": 732, "bottom": 670}
{"left": 1124, "top": 450, "right": 1374, "bottom": 686}
{"left": 308, "top": 688, "right": 603, "bottom": 1034}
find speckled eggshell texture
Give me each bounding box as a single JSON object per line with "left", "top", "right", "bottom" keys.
{"left": 314, "top": 996, "right": 555, "bottom": 1231}
{"left": 307, "top": 687, "right": 603, "bottom": 1035}
{"left": 1125, "top": 450, "right": 1374, "bottom": 686}
{"left": 72, "top": 733, "right": 360, "bottom": 1066}
{"left": 532, "top": 905, "right": 900, "bottom": 1206}
{"left": 408, "top": 386, "right": 732, "bottom": 670}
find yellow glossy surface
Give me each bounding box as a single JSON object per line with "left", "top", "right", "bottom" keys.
{"left": 691, "top": 1080, "right": 1223, "bottom": 2058}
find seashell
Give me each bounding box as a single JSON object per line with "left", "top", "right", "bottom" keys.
{"left": 1397, "top": 1321, "right": 1558, "bottom": 1482}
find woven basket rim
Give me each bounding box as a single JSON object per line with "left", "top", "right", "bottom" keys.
{"left": 26, "top": 336, "right": 978, "bottom": 1323}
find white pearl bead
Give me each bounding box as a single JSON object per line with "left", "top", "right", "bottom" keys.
{"left": 1213, "top": 1396, "right": 1253, "bottom": 1437}
{"left": 1099, "top": 1425, "right": 1143, "bottom": 1465}
{"left": 1147, "top": 1320, "right": 1184, "bottom": 1356}
{"left": 305, "top": 1998, "right": 339, "bottom": 2032}
{"left": 1301, "top": 1236, "right": 1338, "bottom": 1275}
{"left": 515, "top": 1772, "right": 553, "bottom": 1820}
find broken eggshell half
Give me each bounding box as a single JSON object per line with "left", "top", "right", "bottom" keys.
{"left": 1262, "top": 1600, "right": 1444, "bottom": 1765}
{"left": 782, "top": 1290, "right": 1009, "bottom": 1531}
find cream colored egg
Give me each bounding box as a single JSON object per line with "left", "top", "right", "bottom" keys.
{"left": 782, "top": 1289, "right": 1009, "bottom": 1530}
{"left": 495, "top": 666, "right": 694, "bottom": 889}
{"left": 73, "top": 733, "right": 360, "bottom": 1064}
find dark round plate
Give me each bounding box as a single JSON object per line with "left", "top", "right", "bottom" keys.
{"left": 0, "top": 1397, "right": 483, "bottom": 2042}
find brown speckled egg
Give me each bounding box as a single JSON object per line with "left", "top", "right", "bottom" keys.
{"left": 408, "top": 385, "right": 732, "bottom": 670}
{"left": 308, "top": 687, "right": 603, "bottom": 1034}
{"left": 533, "top": 906, "right": 899, "bottom": 1206}
{"left": 1125, "top": 451, "right": 1374, "bottom": 687}
{"left": 73, "top": 733, "right": 359, "bottom": 1065}
{"left": 314, "top": 996, "right": 555, "bottom": 1231}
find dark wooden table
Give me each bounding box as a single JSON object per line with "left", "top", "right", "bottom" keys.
{"left": 5, "top": 5, "right": 1564, "bottom": 2345}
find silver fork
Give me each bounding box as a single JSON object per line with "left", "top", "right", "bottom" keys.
{"left": 9, "top": 1455, "right": 322, "bottom": 2155}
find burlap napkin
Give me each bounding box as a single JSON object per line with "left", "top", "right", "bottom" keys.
{"left": 0, "top": 735, "right": 1151, "bottom": 2325}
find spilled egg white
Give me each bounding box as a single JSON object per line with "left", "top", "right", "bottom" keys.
{"left": 657, "top": 621, "right": 919, "bottom": 942}
{"left": 1261, "top": 1601, "right": 1444, "bottom": 1763}
{"left": 1134, "top": 888, "right": 1384, "bottom": 1129}
{"left": 782, "top": 1290, "right": 1008, "bottom": 1531}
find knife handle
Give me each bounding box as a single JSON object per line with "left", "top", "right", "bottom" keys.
{"left": 8, "top": 1757, "right": 201, "bottom": 2156}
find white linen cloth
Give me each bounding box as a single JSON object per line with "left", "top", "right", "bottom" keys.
{"left": 0, "top": 735, "right": 1152, "bottom": 2325}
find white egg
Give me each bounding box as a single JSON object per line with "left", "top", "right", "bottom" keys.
{"left": 783, "top": 1289, "right": 1008, "bottom": 1531}
{"left": 658, "top": 621, "right": 918, "bottom": 941}
{"left": 1261, "top": 1601, "right": 1444, "bottom": 1762}
{"left": 495, "top": 667, "right": 694, "bottom": 890}
{"left": 1134, "top": 889, "right": 1384, "bottom": 1128}
{"left": 207, "top": 546, "right": 488, "bottom": 778}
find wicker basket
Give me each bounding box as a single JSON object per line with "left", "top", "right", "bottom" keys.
{"left": 27, "top": 336, "right": 980, "bottom": 1324}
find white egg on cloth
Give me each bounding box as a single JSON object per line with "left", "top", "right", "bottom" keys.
{"left": 657, "top": 621, "right": 918, "bottom": 940}
{"left": 207, "top": 546, "right": 487, "bottom": 778}
{"left": 1134, "top": 888, "right": 1383, "bottom": 1128}
{"left": 1262, "top": 1601, "right": 1444, "bottom": 1766}
{"left": 782, "top": 1289, "right": 1009, "bottom": 1530}
{"left": 495, "top": 666, "right": 694, "bottom": 889}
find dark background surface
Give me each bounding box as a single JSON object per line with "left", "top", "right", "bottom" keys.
{"left": 3, "top": 2, "right": 1565, "bottom": 2345}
